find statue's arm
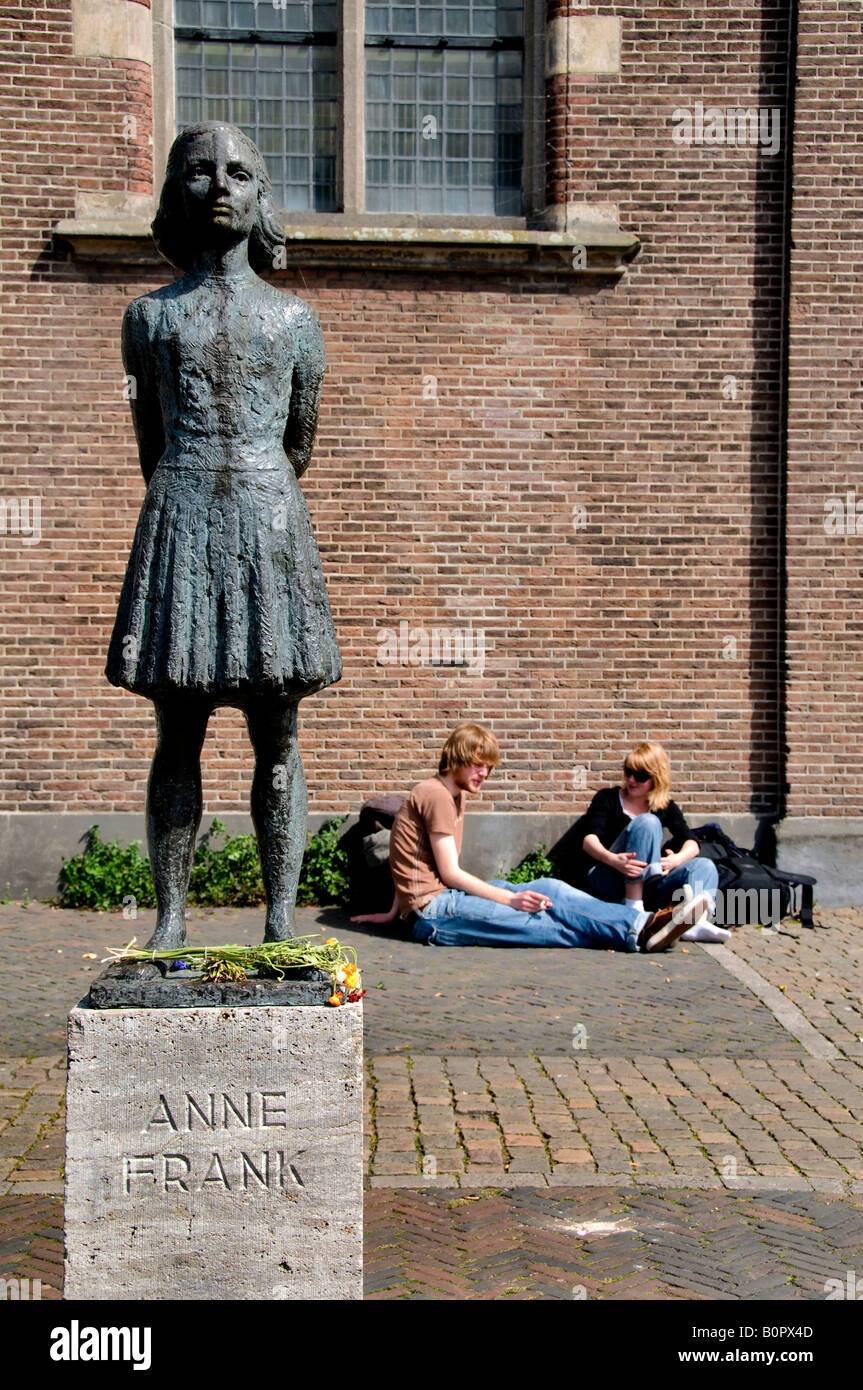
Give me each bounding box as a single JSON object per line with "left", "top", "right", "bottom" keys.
{"left": 283, "top": 303, "right": 325, "bottom": 481}
{"left": 122, "top": 300, "right": 165, "bottom": 487}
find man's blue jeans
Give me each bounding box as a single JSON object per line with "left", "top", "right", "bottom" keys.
{"left": 585, "top": 812, "right": 718, "bottom": 913}
{"left": 412, "top": 877, "right": 644, "bottom": 951}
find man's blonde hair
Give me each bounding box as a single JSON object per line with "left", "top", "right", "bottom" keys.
{"left": 438, "top": 722, "right": 500, "bottom": 775}
{"left": 622, "top": 741, "right": 672, "bottom": 810}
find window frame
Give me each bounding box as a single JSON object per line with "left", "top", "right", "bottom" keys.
{"left": 153, "top": 0, "right": 546, "bottom": 227}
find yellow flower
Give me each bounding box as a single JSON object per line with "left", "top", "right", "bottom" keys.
{"left": 342, "top": 965, "right": 360, "bottom": 991}
{"left": 325, "top": 938, "right": 338, "bottom": 947}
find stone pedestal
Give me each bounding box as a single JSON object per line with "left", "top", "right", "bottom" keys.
{"left": 65, "top": 1001, "right": 363, "bottom": 1300}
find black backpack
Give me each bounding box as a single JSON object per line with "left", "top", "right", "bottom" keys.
{"left": 690, "top": 824, "right": 818, "bottom": 928}
{"left": 341, "top": 794, "right": 406, "bottom": 915}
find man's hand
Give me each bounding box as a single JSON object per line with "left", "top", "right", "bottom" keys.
{"left": 430, "top": 832, "right": 551, "bottom": 911}
{"left": 611, "top": 850, "right": 647, "bottom": 879}
{"left": 509, "top": 889, "right": 552, "bottom": 913}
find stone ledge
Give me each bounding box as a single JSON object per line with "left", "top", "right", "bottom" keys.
{"left": 5, "top": 810, "right": 858, "bottom": 903}
{"left": 776, "top": 817, "right": 863, "bottom": 908}
{"left": 53, "top": 219, "right": 641, "bottom": 275}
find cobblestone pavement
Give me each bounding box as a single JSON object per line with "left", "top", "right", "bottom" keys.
{"left": 4, "top": 1186, "right": 861, "bottom": 1302}
{"left": 1, "top": 902, "right": 862, "bottom": 1299}
{"left": 364, "top": 1053, "right": 863, "bottom": 1192}
{"left": 0, "top": 904, "right": 816, "bottom": 1057}
{"left": 363, "top": 1187, "right": 863, "bottom": 1300}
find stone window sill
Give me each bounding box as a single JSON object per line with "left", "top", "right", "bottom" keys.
{"left": 53, "top": 219, "right": 641, "bottom": 275}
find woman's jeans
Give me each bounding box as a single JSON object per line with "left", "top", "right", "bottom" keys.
{"left": 585, "top": 813, "right": 718, "bottom": 913}
{"left": 412, "top": 877, "right": 645, "bottom": 951}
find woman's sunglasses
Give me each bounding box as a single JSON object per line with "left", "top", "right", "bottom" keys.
{"left": 623, "top": 766, "right": 652, "bottom": 783}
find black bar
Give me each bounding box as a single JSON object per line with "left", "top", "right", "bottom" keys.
{"left": 175, "top": 27, "right": 337, "bottom": 44}
{"left": 175, "top": 29, "right": 522, "bottom": 51}
{"left": 365, "top": 35, "right": 523, "bottom": 50}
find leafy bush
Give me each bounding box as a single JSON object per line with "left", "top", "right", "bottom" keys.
{"left": 58, "top": 816, "right": 351, "bottom": 910}
{"left": 297, "top": 817, "right": 350, "bottom": 907}
{"left": 59, "top": 825, "right": 156, "bottom": 911}
{"left": 188, "top": 818, "right": 265, "bottom": 907}
{"left": 505, "top": 844, "right": 555, "bottom": 885}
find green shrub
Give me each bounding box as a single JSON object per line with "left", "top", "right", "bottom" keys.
{"left": 297, "top": 817, "right": 350, "bottom": 907}
{"left": 188, "top": 818, "right": 265, "bottom": 907}
{"left": 505, "top": 844, "right": 555, "bottom": 885}
{"left": 57, "top": 816, "right": 352, "bottom": 910}
{"left": 59, "top": 825, "right": 156, "bottom": 911}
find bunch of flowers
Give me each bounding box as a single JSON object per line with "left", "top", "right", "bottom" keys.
{"left": 104, "top": 934, "right": 363, "bottom": 1003}
{"left": 325, "top": 941, "right": 365, "bottom": 1007}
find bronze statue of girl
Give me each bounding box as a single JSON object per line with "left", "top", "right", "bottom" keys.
{"left": 106, "top": 123, "right": 341, "bottom": 948}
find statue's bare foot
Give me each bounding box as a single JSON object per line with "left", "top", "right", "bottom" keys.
{"left": 144, "top": 914, "right": 187, "bottom": 951}
{"left": 264, "top": 903, "right": 294, "bottom": 943}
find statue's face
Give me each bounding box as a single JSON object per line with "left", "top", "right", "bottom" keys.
{"left": 179, "top": 128, "right": 259, "bottom": 246}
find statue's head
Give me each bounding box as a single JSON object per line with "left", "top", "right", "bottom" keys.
{"left": 152, "top": 123, "right": 285, "bottom": 273}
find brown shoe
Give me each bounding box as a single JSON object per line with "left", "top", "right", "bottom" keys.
{"left": 639, "top": 892, "right": 713, "bottom": 952}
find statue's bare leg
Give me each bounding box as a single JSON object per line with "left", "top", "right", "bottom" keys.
{"left": 245, "top": 697, "right": 305, "bottom": 942}
{"left": 145, "top": 694, "right": 211, "bottom": 949}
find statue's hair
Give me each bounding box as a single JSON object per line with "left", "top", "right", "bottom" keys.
{"left": 151, "top": 123, "right": 285, "bottom": 273}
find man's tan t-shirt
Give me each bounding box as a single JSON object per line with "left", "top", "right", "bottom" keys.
{"left": 389, "top": 776, "right": 465, "bottom": 916}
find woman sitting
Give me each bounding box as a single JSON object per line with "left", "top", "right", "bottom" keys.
{"left": 569, "top": 742, "right": 728, "bottom": 943}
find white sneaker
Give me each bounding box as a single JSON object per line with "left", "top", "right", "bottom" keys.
{"left": 681, "top": 917, "right": 731, "bottom": 943}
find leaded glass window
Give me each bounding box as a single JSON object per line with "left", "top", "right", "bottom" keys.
{"left": 175, "top": 1, "right": 337, "bottom": 211}
{"left": 174, "top": 0, "right": 526, "bottom": 217}
{"left": 365, "top": 0, "right": 524, "bottom": 214}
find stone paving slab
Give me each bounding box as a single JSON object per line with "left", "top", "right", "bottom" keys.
{"left": 5, "top": 1188, "right": 861, "bottom": 1301}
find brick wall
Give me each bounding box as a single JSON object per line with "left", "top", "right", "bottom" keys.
{"left": 1, "top": 1, "right": 847, "bottom": 828}
{"left": 784, "top": 0, "right": 863, "bottom": 815}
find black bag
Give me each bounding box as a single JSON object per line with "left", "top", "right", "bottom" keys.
{"left": 342, "top": 794, "right": 407, "bottom": 915}
{"left": 690, "top": 823, "right": 817, "bottom": 928}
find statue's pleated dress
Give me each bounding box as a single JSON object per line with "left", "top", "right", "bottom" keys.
{"left": 105, "top": 274, "right": 342, "bottom": 701}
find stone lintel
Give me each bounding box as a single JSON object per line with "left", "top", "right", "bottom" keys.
{"left": 72, "top": 0, "right": 154, "bottom": 62}
{"left": 546, "top": 15, "right": 622, "bottom": 79}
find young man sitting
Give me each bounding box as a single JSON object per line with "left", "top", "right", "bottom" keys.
{"left": 350, "top": 722, "right": 710, "bottom": 952}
